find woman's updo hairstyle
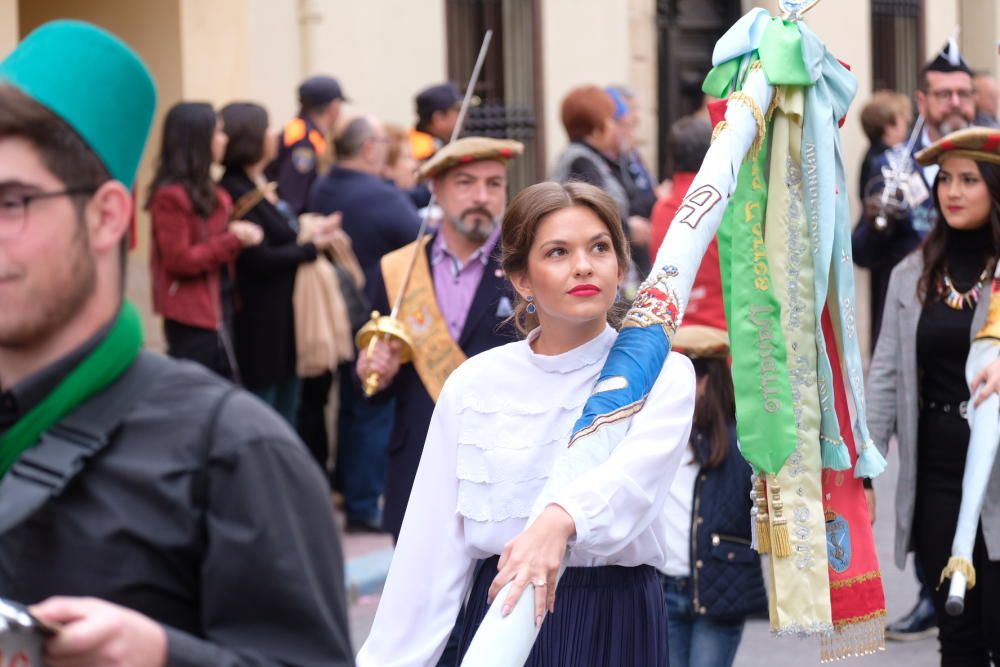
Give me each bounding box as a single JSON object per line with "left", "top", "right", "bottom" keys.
{"left": 500, "top": 181, "right": 630, "bottom": 335}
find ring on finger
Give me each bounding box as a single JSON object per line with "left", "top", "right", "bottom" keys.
{"left": 533, "top": 580, "right": 547, "bottom": 587}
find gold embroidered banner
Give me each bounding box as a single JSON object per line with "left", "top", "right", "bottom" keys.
{"left": 764, "top": 89, "right": 832, "bottom": 634}
{"left": 381, "top": 236, "right": 467, "bottom": 402}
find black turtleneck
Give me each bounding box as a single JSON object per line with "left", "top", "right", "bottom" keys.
{"left": 917, "top": 224, "right": 996, "bottom": 403}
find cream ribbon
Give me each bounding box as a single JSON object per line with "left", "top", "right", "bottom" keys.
{"left": 763, "top": 86, "right": 833, "bottom": 635}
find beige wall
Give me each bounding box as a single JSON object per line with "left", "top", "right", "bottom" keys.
{"left": 247, "top": 0, "right": 302, "bottom": 126}
{"left": 0, "top": 0, "right": 16, "bottom": 55}
{"left": 926, "top": 0, "right": 960, "bottom": 61}
{"left": 302, "top": 0, "right": 447, "bottom": 128}
{"left": 541, "top": 0, "right": 631, "bottom": 171}
{"left": 179, "top": 0, "right": 249, "bottom": 105}
{"left": 628, "top": 0, "right": 658, "bottom": 176}
{"left": 960, "top": 0, "right": 1000, "bottom": 74}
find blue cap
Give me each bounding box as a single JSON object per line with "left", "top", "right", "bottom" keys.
{"left": 605, "top": 86, "right": 630, "bottom": 121}
{"left": 299, "top": 75, "right": 348, "bottom": 108}
{"left": 416, "top": 83, "right": 461, "bottom": 122}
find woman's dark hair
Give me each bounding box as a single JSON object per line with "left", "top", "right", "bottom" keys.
{"left": 146, "top": 102, "right": 219, "bottom": 217}
{"left": 220, "top": 102, "right": 269, "bottom": 170}
{"left": 500, "top": 181, "right": 631, "bottom": 335}
{"left": 691, "top": 356, "right": 735, "bottom": 469}
{"left": 918, "top": 160, "right": 1000, "bottom": 305}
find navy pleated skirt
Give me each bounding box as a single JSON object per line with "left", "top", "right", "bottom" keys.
{"left": 457, "top": 555, "right": 669, "bottom": 666}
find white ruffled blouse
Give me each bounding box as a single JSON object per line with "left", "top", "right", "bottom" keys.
{"left": 357, "top": 325, "right": 695, "bottom": 667}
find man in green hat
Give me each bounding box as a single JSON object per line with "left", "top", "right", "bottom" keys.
{"left": 0, "top": 20, "right": 353, "bottom": 666}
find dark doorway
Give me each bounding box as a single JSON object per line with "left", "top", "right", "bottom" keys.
{"left": 871, "top": 0, "right": 924, "bottom": 98}
{"left": 445, "top": 0, "right": 543, "bottom": 194}
{"left": 656, "top": 0, "right": 741, "bottom": 179}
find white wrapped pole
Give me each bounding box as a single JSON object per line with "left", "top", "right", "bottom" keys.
{"left": 459, "top": 64, "right": 774, "bottom": 667}
{"left": 944, "top": 320, "right": 1000, "bottom": 615}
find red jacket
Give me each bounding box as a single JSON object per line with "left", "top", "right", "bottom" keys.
{"left": 149, "top": 184, "right": 241, "bottom": 330}
{"left": 649, "top": 171, "right": 726, "bottom": 330}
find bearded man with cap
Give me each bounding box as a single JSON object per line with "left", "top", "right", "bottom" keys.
{"left": 0, "top": 21, "right": 353, "bottom": 666}
{"left": 358, "top": 136, "right": 523, "bottom": 542}
{"left": 266, "top": 74, "right": 347, "bottom": 215}
{"left": 854, "top": 42, "right": 977, "bottom": 352}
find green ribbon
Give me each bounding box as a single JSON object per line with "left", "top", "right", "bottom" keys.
{"left": 703, "top": 18, "right": 811, "bottom": 99}
{"left": 0, "top": 301, "right": 144, "bottom": 478}
{"left": 758, "top": 19, "right": 811, "bottom": 85}
{"left": 720, "top": 130, "right": 799, "bottom": 475}
{"left": 703, "top": 58, "right": 742, "bottom": 99}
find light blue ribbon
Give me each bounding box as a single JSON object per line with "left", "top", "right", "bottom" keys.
{"left": 799, "top": 24, "right": 886, "bottom": 477}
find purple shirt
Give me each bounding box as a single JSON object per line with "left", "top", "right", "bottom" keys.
{"left": 431, "top": 227, "right": 501, "bottom": 341}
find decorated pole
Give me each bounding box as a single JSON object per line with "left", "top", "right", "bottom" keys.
{"left": 461, "top": 2, "right": 889, "bottom": 664}
{"left": 941, "top": 264, "right": 1000, "bottom": 614}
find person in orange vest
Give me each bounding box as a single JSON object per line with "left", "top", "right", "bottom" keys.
{"left": 266, "top": 75, "right": 347, "bottom": 215}
{"left": 408, "top": 83, "right": 461, "bottom": 209}
{"left": 410, "top": 82, "right": 461, "bottom": 161}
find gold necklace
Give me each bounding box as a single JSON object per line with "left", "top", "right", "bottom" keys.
{"left": 940, "top": 268, "right": 989, "bottom": 310}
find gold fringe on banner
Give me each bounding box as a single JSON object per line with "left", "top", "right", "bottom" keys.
{"left": 820, "top": 613, "right": 886, "bottom": 663}
{"left": 768, "top": 480, "right": 792, "bottom": 558}
{"left": 752, "top": 475, "right": 771, "bottom": 554}
{"left": 940, "top": 556, "right": 977, "bottom": 589}
{"left": 772, "top": 519, "right": 792, "bottom": 558}
{"left": 712, "top": 120, "right": 729, "bottom": 144}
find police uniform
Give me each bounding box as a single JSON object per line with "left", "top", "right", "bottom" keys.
{"left": 266, "top": 75, "right": 347, "bottom": 215}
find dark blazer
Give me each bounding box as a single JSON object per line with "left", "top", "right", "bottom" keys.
{"left": 368, "top": 232, "right": 516, "bottom": 539}
{"left": 685, "top": 423, "right": 768, "bottom": 619}
{"left": 306, "top": 166, "right": 421, "bottom": 301}
{"left": 220, "top": 169, "right": 318, "bottom": 390}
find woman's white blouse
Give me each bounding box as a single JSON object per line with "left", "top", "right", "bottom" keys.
{"left": 357, "top": 325, "right": 695, "bottom": 666}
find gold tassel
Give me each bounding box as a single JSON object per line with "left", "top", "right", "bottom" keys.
{"left": 940, "top": 556, "right": 977, "bottom": 589}
{"left": 771, "top": 519, "right": 792, "bottom": 558}
{"left": 752, "top": 475, "right": 770, "bottom": 554}
{"left": 768, "top": 479, "right": 791, "bottom": 558}
{"left": 755, "top": 513, "right": 772, "bottom": 554}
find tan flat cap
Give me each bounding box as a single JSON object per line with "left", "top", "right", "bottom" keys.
{"left": 417, "top": 136, "right": 524, "bottom": 181}
{"left": 915, "top": 126, "right": 1000, "bottom": 166}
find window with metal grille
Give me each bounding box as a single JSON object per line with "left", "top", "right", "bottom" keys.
{"left": 871, "top": 0, "right": 924, "bottom": 98}
{"left": 445, "top": 0, "right": 543, "bottom": 194}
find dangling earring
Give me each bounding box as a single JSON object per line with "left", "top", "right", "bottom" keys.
{"left": 525, "top": 295, "right": 536, "bottom": 314}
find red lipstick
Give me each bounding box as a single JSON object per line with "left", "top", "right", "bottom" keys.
{"left": 568, "top": 284, "right": 601, "bottom": 297}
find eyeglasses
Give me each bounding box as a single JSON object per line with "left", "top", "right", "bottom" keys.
{"left": 929, "top": 88, "right": 975, "bottom": 103}
{"left": 0, "top": 186, "right": 97, "bottom": 241}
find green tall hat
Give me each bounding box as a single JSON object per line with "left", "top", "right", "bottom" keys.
{"left": 0, "top": 20, "right": 156, "bottom": 188}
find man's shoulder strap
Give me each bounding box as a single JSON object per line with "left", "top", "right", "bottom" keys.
{"left": 0, "top": 352, "right": 166, "bottom": 535}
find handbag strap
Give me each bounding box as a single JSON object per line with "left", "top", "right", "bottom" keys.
{"left": 231, "top": 182, "right": 277, "bottom": 220}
